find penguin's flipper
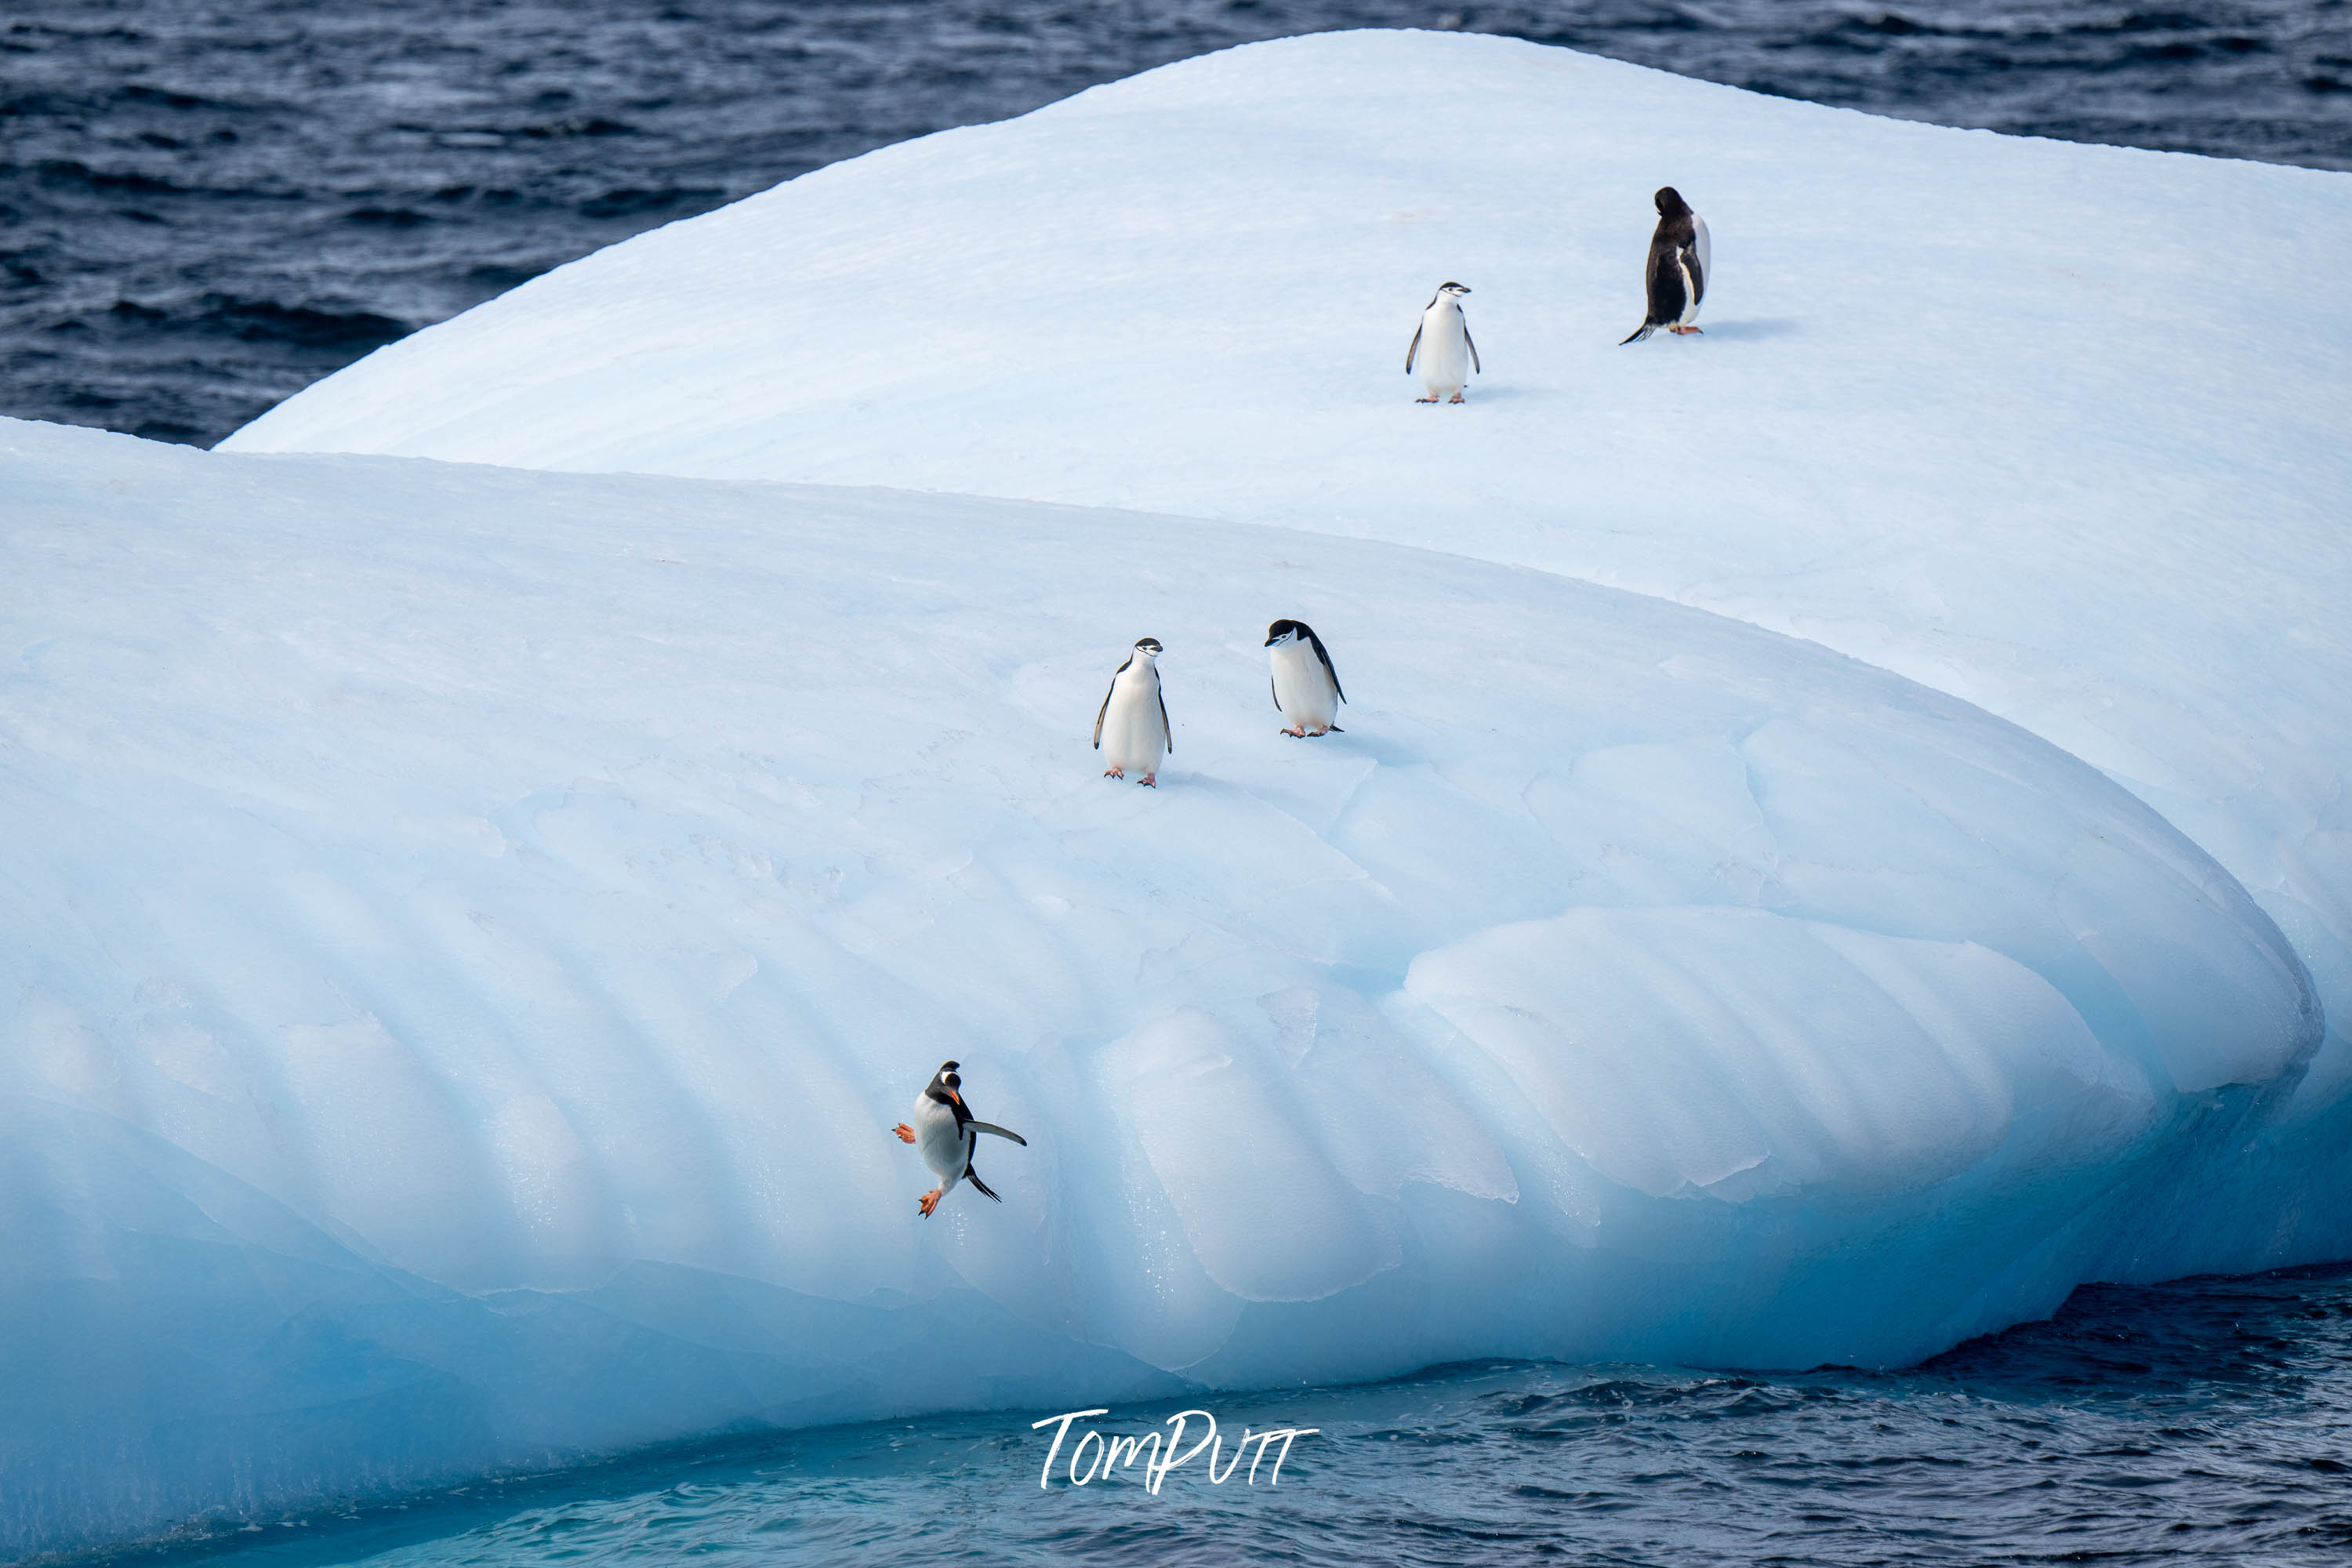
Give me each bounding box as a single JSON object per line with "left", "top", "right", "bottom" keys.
{"left": 1405, "top": 321, "right": 1423, "bottom": 374}
{"left": 1158, "top": 689, "right": 1172, "bottom": 756}
{"left": 1093, "top": 682, "right": 1112, "bottom": 749}
{"left": 969, "top": 1120, "right": 1027, "bottom": 1145}
{"left": 1306, "top": 629, "right": 1345, "bottom": 703}
{"left": 964, "top": 1165, "right": 1002, "bottom": 1203}
{"left": 1271, "top": 674, "right": 1281, "bottom": 713}
{"left": 1465, "top": 322, "right": 1480, "bottom": 376}
{"left": 1621, "top": 321, "right": 1657, "bottom": 346}
{"left": 1682, "top": 245, "right": 1705, "bottom": 309}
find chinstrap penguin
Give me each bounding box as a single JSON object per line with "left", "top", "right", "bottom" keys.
{"left": 1622, "top": 187, "right": 1710, "bottom": 343}
{"left": 891, "top": 1060, "right": 1027, "bottom": 1217}
{"left": 1265, "top": 619, "right": 1345, "bottom": 737}
{"left": 1406, "top": 281, "right": 1479, "bottom": 403}
{"left": 1094, "top": 637, "right": 1171, "bottom": 786}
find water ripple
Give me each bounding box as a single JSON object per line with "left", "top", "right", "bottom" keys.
{"left": 4, "top": 1, "right": 2347, "bottom": 445}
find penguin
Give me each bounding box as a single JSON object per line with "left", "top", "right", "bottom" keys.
{"left": 891, "top": 1059, "right": 1027, "bottom": 1218}
{"left": 1265, "top": 619, "right": 1345, "bottom": 737}
{"left": 1093, "top": 637, "right": 1171, "bottom": 786}
{"left": 1622, "top": 187, "right": 1710, "bottom": 343}
{"left": 1405, "top": 281, "right": 1479, "bottom": 403}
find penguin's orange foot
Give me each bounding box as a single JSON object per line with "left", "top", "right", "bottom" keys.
{"left": 1140, "top": 774, "right": 1157, "bottom": 787}
{"left": 1282, "top": 726, "right": 1305, "bottom": 737}
{"left": 1307, "top": 726, "right": 1330, "bottom": 736}
{"left": 1414, "top": 396, "right": 1439, "bottom": 404}
{"left": 1449, "top": 393, "right": 1466, "bottom": 404}
{"left": 918, "top": 1188, "right": 942, "bottom": 1217}
{"left": 892, "top": 1123, "right": 916, "bottom": 1143}
{"left": 1104, "top": 766, "right": 1124, "bottom": 779}
{"left": 1670, "top": 325, "right": 1703, "bottom": 335}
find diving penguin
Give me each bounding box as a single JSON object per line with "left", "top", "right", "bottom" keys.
{"left": 1622, "top": 186, "right": 1710, "bottom": 343}
{"left": 1094, "top": 636, "right": 1171, "bottom": 786}
{"left": 1265, "top": 619, "right": 1345, "bottom": 737}
{"left": 891, "top": 1060, "right": 1027, "bottom": 1218}
{"left": 1406, "top": 281, "right": 1479, "bottom": 403}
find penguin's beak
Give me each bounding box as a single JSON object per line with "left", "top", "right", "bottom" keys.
{"left": 948, "top": 1089, "right": 963, "bottom": 1107}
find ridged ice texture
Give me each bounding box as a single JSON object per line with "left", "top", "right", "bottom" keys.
{"left": 223, "top": 28, "right": 2352, "bottom": 1140}
{"left": 5, "top": 416, "right": 2344, "bottom": 1556}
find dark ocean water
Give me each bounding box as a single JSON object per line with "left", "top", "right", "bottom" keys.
{"left": 82, "top": 1264, "right": 2352, "bottom": 1568}
{"left": 3, "top": 1, "right": 2349, "bottom": 446}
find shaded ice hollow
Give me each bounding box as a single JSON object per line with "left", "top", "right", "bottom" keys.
{"left": 8, "top": 26, "right": 2352, "bottom": 1559}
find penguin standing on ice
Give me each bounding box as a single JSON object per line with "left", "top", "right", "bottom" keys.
{"left": 1623, "top": 186, "right": 1710, "bottom": 343}
{"left": 1265, "top": 619, "right": 1345, "bottom": 737}
{"left": 892, "top": 1060, "right": 1026, "bottom": 1218}
{"left": 1094, "top": 637, "right": 1171, "bottom": 786}
{"left": 1406, "top": 281, "right": 1479, "bottom": 403}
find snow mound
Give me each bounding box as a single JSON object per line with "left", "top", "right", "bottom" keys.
{"left": 10, "top": 23, "right": 2350, "bottom": 1558}
{"left": 5, "top": 413, "right": 2343, "bottom": 1555}
{"left": 227, "top": 23, "right": 2352, "bottom": 1142}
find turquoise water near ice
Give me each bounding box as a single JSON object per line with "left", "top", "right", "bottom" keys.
{"left": 90, "top": 1264, "right": 2352, "bottom": 1567}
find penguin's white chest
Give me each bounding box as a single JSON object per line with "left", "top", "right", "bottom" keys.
{"left": 1101, "top": 663, "right": 1167, "bottom": 772}
{"left": 913, "top": 1096, "right": 968, "bottom": 1181}
{"left": 1270, "top": 643, "right": 1338, "bottom": 730}
{"left": 1416, "top": 303, "right": 1471, "bottom": 394}
{"left": 1680, "top": 214, "right": 1711, "bottom": 326}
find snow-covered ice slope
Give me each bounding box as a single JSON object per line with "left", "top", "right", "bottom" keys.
{"left": 225, "top": 28, "right": 2352, "bottom": 1122}
{"left": 5, "top": 410, "right": 2343, "bottom": 1556}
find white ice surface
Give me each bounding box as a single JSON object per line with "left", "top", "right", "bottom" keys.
{"left": 9, "top": 24, "right": 2352, "bottom": 1558}
{"left": 5, "top": 412, "right": 2341, "bottom": 1555}
{"left": 228, "top": 27, "right": 2352, "bottom": 1116}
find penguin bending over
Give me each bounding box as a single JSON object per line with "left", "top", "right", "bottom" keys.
{"left": 1094, "top": 637, "right": 1171, "bottom": 786}
{"left": 1622, "top": 187, "right": 1710, "bottom": 343}
{"left": 1265, "top": 619, "right": 1345, "bottom": 737}
{"left": 1406, "top": 281, "right": 1479, "bottom": 403}
{"left": 892, "top": 1060, "right": 1026, "bottom": 1218}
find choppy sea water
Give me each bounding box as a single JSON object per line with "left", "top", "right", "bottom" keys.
{"left": 83, "top": 1264, "right": 2352, "bottom": 1568}
{"left": 5, "top": 0, "right": 2350, "bottom": 445}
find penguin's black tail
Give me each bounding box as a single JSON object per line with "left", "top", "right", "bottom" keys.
{"left": 1621, "top": 321, "right": 1657, "bottom": 345}
{"left": 965, "top": 1165, "right": 1002, "bottom": 1203}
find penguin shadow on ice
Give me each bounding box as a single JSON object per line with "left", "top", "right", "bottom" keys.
{"left": 1094, "top": 635, "right": 1171, "bottom": 786}
{"left": 891, "top": 1060, "right": 1027, "bottom": 1218}
{"left": 1406, "top": 281, "right": 1479, "bottom": 403}
{"left": 1621, "top": 185, "right": 1710, "bottom": 344}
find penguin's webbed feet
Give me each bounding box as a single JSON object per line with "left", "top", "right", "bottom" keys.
{"left": 1449, "top": 393, "right": 1466, "bottom": 404}
{"left": 892, "top": 1123, "right": 916, "bottom": 1143}
{"left": 1282, "top": 726, "right": 1305, "bottom": 738}
{"left": 918, "top": 1188, "right": 942, "bottom": 1217}
{"left": 1140, "top": 774, "right": 1157, "bottom": 787}
{"left": 1670, "top": 325, "right": 1703, "bottom": 336}
{"left": 1414, "top": 395, "right": 1439, "bottom": 404}
{"left": 1103, "top": 766, "right": 1124, "bottom": 779}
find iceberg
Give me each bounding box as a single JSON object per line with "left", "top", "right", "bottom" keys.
{"left": 7, "top": 27, "right": 2349, "bottom": 1560}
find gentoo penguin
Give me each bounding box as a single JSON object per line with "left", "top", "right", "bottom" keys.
{"left": 1405, "top": 281, "right": 1479, "bottom": 403}
{"left": 1622, "top": 187, "right": 1710, "bottom": 343}
{"left": 1265, "top": 619, "right": 1345, "bottom": 737}
{"left": 891, "top": 1060, "right": 1027, "bottom": 1218}
{"left": 1093, "top": 637, "right": 1171, "bottom": 786}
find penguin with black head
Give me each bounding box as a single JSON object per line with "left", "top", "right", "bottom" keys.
{"left": 891, "top": 1061, "right": 1027, "bottom": 1217}
{"left": 1622, "top": 187, "right": 1710, "bottom": 343}
{"left": 1265, "top": 619, "right": 1345, "bottom": 737}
